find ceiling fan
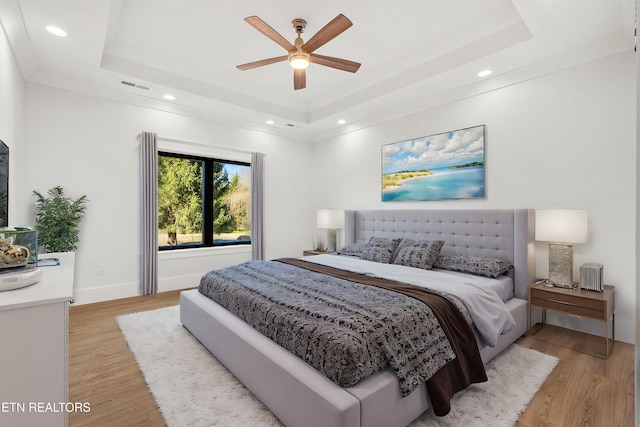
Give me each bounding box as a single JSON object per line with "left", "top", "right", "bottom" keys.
{"left": 236, "top": 14, "right": 361, "bottom": 90}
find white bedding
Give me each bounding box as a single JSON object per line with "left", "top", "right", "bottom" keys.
{"left": 431, "top": 269, "right": 514, "bottom": 302}
{"left": 302, "top": 254, "right": 516, "bottom": 347}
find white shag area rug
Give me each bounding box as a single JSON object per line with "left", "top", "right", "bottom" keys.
{"left": 117, "top": 305, "right": 557, "bottom": 427}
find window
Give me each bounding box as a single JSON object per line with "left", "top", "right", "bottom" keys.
{"left": 158, "top": 151, "right": 251, "bottom": 250}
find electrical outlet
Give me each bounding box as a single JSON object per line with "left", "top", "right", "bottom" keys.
{"left": 97, "top": 264, "right": 107, "bottom": 276}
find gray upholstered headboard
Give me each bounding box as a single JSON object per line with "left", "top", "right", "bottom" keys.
{"left": 343, "top": 209, "right": 535, "bottom": 300}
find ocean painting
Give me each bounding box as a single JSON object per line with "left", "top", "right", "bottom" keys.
{"left": 382, "top": 125, "right": 485, "bottom": 201}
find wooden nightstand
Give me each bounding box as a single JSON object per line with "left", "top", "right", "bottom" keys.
{"left": 529, "top": 281, "right": 615, "bottom": 358}
{"left": 302, "top": 250, "right": 327, "bottom": 256}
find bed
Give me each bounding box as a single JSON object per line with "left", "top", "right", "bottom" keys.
{"left": 180, "top": 209, "right": 535, "bottom": 427}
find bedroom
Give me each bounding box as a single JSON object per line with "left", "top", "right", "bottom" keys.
{"left": 0, "top": 0, "right": 637, "bottom": 426}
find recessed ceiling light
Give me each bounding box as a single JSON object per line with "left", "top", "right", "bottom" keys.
{"left": 337, "top": 119, "right": 346, "bottom": 125}
{"left": 163, "top": 94, "right": 175, "bottom": 100}
{"left": 265, "top": 120, "right": 275, "bottom": 125}
{"left": 477, "top": 69, "right": 492, "bottom": 77}
{"left": 46, "top": 26, "right": 67, "bottom": 37}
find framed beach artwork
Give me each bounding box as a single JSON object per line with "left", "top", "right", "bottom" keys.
{"left": 382, "top": 125, "right": 485, "bottom": 201}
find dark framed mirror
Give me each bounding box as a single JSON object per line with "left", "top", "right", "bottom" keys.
{"left": 0, "top": 140, "right": 8, "bottom": 226}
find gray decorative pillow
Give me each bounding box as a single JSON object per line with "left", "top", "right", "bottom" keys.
{"left": 391, "top": 238, "right": 415, "bottom": 262}
{"left": 360, "top": 237, "right": 402, "bottom": 264}
{"left": 337, "top": 240, "right": 368, "bottom": 256}
{"left": 393, "top": 240, "right": 445, "bottom": 270}
{"left": 434, "top": 253, "right": 513, "bottom": 278}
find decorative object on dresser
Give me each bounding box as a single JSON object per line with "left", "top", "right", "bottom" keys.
{"left": 317, "top": 209, "right": 344, "bottom": 252}
{"left": 0, "top": 228, "right": 41, "bottom": 291}
{"left": 381, "top": 125, "right": 485, "bottom": 201}
{"left": 580, "top": 263, "right": 603, "bottom": 292}
{"left": 0, "top": 266, "right": 42, "bottom": 291}
{"left": 535, "top": 209, "right": 587, "bottom": 288}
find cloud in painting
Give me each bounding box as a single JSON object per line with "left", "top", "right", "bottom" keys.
{"left": 382, "top": 125, "right": 484, "bottom": 173}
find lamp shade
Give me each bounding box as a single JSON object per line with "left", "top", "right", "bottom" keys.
{"left": 535, "top": 209, "right": 587, "bottom": 244}
{"left": 317, "top": 209, "right": 344, "bottom": 229}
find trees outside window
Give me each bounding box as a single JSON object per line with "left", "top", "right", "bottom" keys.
{"left": 157, "top": 152, "right": 251, "bottom": 250}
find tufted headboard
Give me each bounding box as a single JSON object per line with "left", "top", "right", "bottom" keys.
{"left": 343, "top": 209, "right": 535, "bottom": 300}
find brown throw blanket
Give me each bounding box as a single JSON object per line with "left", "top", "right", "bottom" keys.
{"left": 278, "top": 258, "right": 487, "bottom": 416}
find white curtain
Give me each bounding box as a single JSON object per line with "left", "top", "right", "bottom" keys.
{"left": 140, "top": 131, "right": 158, "bottom": 295}
{"left": 251, "top": 152, "right": 264, "bottom": 260}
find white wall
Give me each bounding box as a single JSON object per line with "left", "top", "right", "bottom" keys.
{"left": 312, "top": 51, "right": 636, "bottom": 344}
{"left": 17, "top": 85, "right": 314, "bottom": 304}
{"left": 0, "top": 23, "right": 24, "bottom": 224}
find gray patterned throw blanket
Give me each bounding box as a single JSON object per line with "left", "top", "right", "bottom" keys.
{"left": 198, "top": 258, "right": 486, "bottom": 415}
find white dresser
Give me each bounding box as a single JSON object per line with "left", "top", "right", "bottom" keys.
{"left": 0, "top": 252, "right": 75, "bottom": 427}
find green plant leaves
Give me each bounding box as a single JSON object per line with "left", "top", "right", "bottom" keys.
{"left": 32, "top": 186, "right": 88, "bottom": 253}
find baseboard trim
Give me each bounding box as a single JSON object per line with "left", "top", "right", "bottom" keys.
{"left": 71, "top": 273, "right": 205, "bottom": 305}
{"left": 72, "top": 281, "right": 139, "bottom": 305}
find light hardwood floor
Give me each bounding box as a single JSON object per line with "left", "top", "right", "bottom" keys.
{"left": 68, "top": 290, "right": 635, "bottom": 426}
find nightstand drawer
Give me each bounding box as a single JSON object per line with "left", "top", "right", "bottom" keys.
{"left": 530, "top": 285, "right": 614, "bottom": 321}
{"left": 531, "top": 288, "right": 604, "bottom": 313}
{"left": 530, "top": 295, "right": 605, "bottom": 320}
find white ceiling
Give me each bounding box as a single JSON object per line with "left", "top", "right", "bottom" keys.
{"left": 0, "top": 0, "right": 635, "bottom": 141}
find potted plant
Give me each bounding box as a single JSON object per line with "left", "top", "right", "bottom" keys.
{"left": 33, "top": 186, "right": 88, "bottom": 253}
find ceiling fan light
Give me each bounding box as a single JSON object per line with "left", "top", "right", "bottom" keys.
{"left": 289, "top": 53, "right": 310, "bottom": 70}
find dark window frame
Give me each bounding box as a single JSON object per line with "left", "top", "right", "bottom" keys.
{"left": 158, "top": 151, "right": 251, "bottom": 251}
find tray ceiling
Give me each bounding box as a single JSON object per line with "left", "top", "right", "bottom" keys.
{"left": 0, "top": 0, "right": 634, "bottom": 140}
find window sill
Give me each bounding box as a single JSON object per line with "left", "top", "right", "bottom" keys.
{"left": 158, "top": 245, "right": 251, "bottom": 260}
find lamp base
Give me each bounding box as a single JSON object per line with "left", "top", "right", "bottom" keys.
{"left": 548, "top": 243, "right": 575, "bottom": 288}
{"left": 326, "top": 229, "right": 338, "bottom": 252}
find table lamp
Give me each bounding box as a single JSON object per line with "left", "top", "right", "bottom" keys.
{"left": 317, "top": 209, "right": 344, "bottom": 252}
{"left": 535, "top": 209, "right": 587, "bottom": 288}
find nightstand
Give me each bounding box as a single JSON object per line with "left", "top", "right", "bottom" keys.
{"left": 302, "top": 250, "right": 327, "bottom": 256}
{"left": 529, "top": 281, "right": 615, "bottom": 358}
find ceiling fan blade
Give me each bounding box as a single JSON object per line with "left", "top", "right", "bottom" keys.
{"left": 302, "top": 14, "right": 353, "bottom": 53}
{"left": 244, "top": 16, "right": 295, "bottom": 52}
{"left": 310, "top": 54, "right": 361, "bottom": 73}
{"left": 294, "top": 68, "right": 306, "bottom": 90}
{"left": 236, "top": 55, "right": 288, "bottom": 70}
